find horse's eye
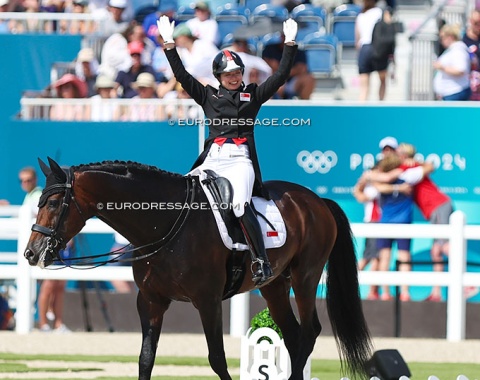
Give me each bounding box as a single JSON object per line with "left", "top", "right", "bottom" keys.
{"left": 48, "top": 199, "right": 59, "bottom": 209}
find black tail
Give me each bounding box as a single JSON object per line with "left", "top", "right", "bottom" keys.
{"left": 324, "top": 198, "right": 373, "bottom": 379}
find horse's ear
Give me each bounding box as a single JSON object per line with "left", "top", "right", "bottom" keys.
{"left": 47, "top": 156, "right": 67, "bottom": 182}
{"left": 38, "top": 158, "right": 51, "bottom": 177}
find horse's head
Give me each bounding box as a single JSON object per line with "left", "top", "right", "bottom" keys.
{"left": 24, "top": 157, "right": 86, "bottom": 268}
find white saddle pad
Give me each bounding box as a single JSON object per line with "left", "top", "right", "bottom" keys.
{"left": 190, "top": 170, "right": 287, "bottom": 251}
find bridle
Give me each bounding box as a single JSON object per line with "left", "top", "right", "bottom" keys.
{"left": 30, "top": 168, "right": 86, "bottom": 260}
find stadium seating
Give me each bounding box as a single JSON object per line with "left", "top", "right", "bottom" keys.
{"left": 329, "top": 4, "right": 361, "bottom": 47}
{"left": 242, "top": 0, "right": 266, "bottom": 13}
{"left": 250, "top": 4, "right": 289, "bottom": 24}
{"left": 290, "top": 4, "right": 328, "bottom": 31}
{"left": 301, "top": 32, "right": 341, "bottom": 78}
{"left": 215, "top": 4, "right": 250, "bottom": 43}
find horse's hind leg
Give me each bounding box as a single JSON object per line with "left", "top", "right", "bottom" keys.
{"left": 196, "top": 296, "right": 232, "bottom": 380}
{"left": 137, "top": 292, "right": 171, "bottom": 380}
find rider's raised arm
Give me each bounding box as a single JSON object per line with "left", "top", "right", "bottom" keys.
{"left": 255, "top": 19, "right": 298, "bottom": 102}
{"left": 158, "top": 16, "right": 207, "bottom": 105}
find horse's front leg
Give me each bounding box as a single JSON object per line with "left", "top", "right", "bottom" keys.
{"left": 196, "top": 295, "right": 232, "bottom": 380}
{"left": 137, "top": 292, "right": 171, "bottom": 380}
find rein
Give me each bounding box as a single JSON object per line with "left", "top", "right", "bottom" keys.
{"left": 32, "top": 169, "right": 197, "bottom": 268}
{"left": 64, "top": 176, "right": 196, "bottom": 268}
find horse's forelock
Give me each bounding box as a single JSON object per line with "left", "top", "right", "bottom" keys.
{"left": 38, "top": 168, "right": 71, "bottom": 208}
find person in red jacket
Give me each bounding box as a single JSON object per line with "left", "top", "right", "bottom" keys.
{"left": 397, "top": 143, "right": 454, "bottom": 301}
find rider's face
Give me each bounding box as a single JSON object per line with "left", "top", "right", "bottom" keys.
{"left": 219, "top": 70, "right": 243, "bottom": 91}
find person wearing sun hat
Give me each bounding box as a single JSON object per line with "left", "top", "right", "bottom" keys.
{"left": 52, "top": 73, "right": 88, "bottom": 98}
{"left": 50, "top": 73, "right": 88, "bottom": 121}
{"left": 185, "top": 1, "right": 219, "bottom": 46}
{"left": 85, "top": 75, "right": 118, "bottom": 121}
{"left": 122, "top": 72, "right": 164, "bottom": 121}
{"left": 95, "top": 0, "right": 130, "bottom": 35}
{"left": 75, "top": 47, "right": 99, "bottom": 97}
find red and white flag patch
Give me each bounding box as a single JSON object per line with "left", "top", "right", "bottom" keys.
{"left": 240, "top": 93, "right": 251, "bottom": 102}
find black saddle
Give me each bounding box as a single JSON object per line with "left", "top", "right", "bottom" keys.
{"left": 200, "top": 170, "right": 277, "bottom": 298}
{"left": 201, "top": 169, "right": 246, "bottom": 244}
{"left": 200, "top": 170, "right": 247, "bottom": 299}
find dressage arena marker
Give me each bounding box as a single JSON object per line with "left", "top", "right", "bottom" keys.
{"left": 240, "top": 327, "right": 311, "bottom": 380}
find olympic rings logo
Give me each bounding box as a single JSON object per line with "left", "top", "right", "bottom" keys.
{"left": 296, "top": 150, "right": 338, "bottom": 174}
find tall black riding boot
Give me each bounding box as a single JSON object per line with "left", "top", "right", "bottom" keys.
{"left": 239, "top": 202, "right": 273, "bottom": 286}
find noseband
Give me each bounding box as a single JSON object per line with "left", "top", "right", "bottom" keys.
{"left": 30, "top": 168, "right": 84, "bottom": 259}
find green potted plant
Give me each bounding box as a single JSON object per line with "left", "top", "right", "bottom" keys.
{"left": 250, "top": 307, "right": 282, "bottom": 341}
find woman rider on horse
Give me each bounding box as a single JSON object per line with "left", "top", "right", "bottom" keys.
{"left": 157, "top": 16, "right": 298, "bottom": 286}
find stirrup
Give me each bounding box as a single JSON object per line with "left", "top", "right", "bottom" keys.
{"left": 251, "top": 259, "right": 273, "bottom": 286}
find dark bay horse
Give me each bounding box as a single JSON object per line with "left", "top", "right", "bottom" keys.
{"left": 24, "top": 157, "right": 372, "bottom": 380}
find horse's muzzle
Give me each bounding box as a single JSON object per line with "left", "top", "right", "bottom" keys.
{"left": 24, "top": 248, "right": 39, "bottom": 266}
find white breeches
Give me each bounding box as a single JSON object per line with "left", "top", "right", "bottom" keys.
{"left": 198, "top": 142, "right": 254, "bottom": 217}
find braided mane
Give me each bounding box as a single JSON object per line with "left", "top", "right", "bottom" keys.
{"left": 71, "top": 160, "right": 184, "bottom": 179}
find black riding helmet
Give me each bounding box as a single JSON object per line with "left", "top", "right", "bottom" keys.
{"left": 212, "top": 50, "right": 245, "bottom": 80}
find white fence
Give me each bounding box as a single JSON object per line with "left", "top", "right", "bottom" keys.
{"left": 1, "top": 207, "right": 480, "bottom": 341}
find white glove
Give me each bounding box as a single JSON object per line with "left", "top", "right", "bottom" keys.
{"left": 283, "top": 18, "right": 298, "bottom": 44}
{"left": 157, "top": 15, "right": 175, "bottom": 44}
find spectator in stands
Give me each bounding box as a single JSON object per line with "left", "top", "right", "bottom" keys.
{"left": 49, "top": 73, "right": 87, "bottom": 120}
{"left": 230, "top": 37, "right": 272, "bottom": 85}
{"left": 185, "top": 1, "right": 219, "bottom": 47}
{"left": 8, "top": 0, "right": 43, "bottom": 33}
{"left": 75, "top": 47, "right": 99, "bottom": 98}
{"left": 114, "top": 40, "right": 156, "bottom": 98}
{"left": 0, "top": 0, "right": 10, "bottom": 33}
{"left": 118, "top": 72, "right": 164, "bottom": 121}
{"left": 262, "top": 32, "right": 316, "bottom": 99}
{"left": 355, "top": 0, "right": 387, "bottom": 101}
{"left": 142, "top": 0, "right": 177, "bottom": 47}
{"left": 95, "top": 0, "right": 130, "bottom": 35}
{"left": 463, "top": 8, "right": 480, "bottom": 100}
{"left": 433, "top": 24, "right": 471, "bottom": 101}
{"left": 98, "top": 21, "right": 135, "bottom": 80}
{"left": 85, "top": 75, "right": 118, "bottom": 121}
{"left": 163, "top": 80, "right": 201, "bottom": 120}
{"left": 353, "top": 167, "right": 381, "bottom": 300}
{"left": 89, "top": 0, "right": 133, "bottom": 23}
{"left": 168, "top": 23, "right": 219, "bottom": 85}
{"left": 464, "top": 9, "right": 480, "bottom": 63}
{"left": 60, "top": 0, "right": 96, "bottom": 34}
{"left": 130, "top": 23, "right": 156, "bottom": 67}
